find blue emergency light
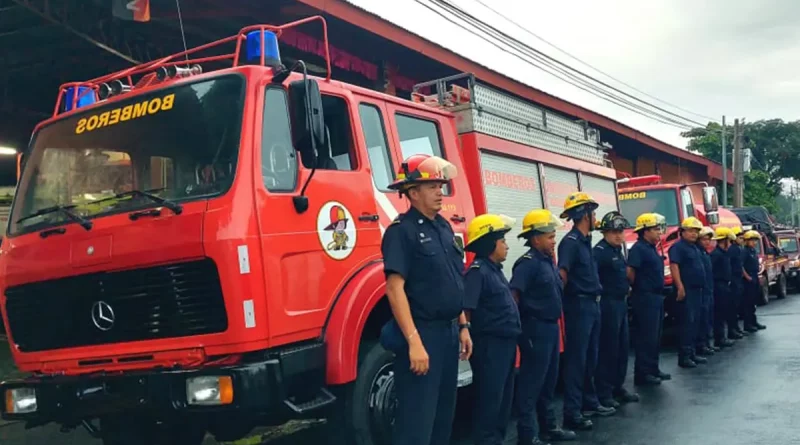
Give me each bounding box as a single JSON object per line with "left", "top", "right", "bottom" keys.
{"left": 245, "top": 30, "right": 281, "bottom": 68}
{"left": 63, "top": 86, "right": 96, "bottom": 112}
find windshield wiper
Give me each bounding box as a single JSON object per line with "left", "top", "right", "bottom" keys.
{"left": 17, "top": 205, "right": 93, "bottom": 231}
{"left": 117, "top": 189, "right": 183, "bottom": 215}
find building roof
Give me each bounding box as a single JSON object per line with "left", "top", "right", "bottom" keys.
{"left": 297, "top": 0, "right": 733, "bottom": 184}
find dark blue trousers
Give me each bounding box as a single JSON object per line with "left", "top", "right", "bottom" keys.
{"left": 632, "top": 292, "right": 663, "bottom": 378}
{"left": 731, "top": 281, "right": 743, "bottom": 330}
{"left": 679, "top": 288, "right": 703, "bottom": 359}
{"left": 595, "top": 297, "right": 629, "bottom": 402}
{"left": 393, "top": 321, "right": 459, "bottom": 445}
{"left": 743, "top": 281, "right": 759, "bottom": 328}
{"left": 713, "top": 285, "right": 731, "bottom": 341}
{"left": 562, "top": 297, "right": 601, "bottom": 420}
{"left": 515, "top": 319, "right": 559, "bottom": 442}
{"left": 470, "top": 334, "right": 517, "bottom": 445}
{"left": 694, "top": 291, "right": 711, "bottom": 349}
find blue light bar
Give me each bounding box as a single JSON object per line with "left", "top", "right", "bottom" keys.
{"left": 64, "top": 86, "right": 96, "bottom": 112}
{"left": 245, "top": 30, "right": 281, "bottom": 68}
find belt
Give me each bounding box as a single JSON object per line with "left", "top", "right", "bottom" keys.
{"left": 573, "top": 294, "right": 601, "bottom": 302}
{"left": 416, "top": 317, "right": 459, "bottom": 327}
{"left": 522, "top": 314, "right": 559, "bottom": 324}
{"left": 602, "top": 293, "right": 628, "bottom": 301}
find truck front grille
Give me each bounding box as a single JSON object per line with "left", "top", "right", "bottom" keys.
{"left": 4, "top": 259, "right": 228, "bottom": 353}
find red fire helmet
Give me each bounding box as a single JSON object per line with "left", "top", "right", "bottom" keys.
{"left": 387, "top": 154, "right": 458, "bottom": 191}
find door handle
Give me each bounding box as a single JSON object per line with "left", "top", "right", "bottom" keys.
{"left": 359, "top": 214, "right": 379, "bottom": 222}
{"left": 129, "top": 208, "right": 162, "bottom": 221}
{"left": 450, "top": 214, "right": 466, "bottom": 223}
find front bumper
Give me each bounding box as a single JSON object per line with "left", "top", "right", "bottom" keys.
{"left": 1, "top": 343, "right": 326, "bottom": 427}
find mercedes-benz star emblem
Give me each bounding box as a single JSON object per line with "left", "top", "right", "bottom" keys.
{"left": 91, "top": 301, "right": 115, "bottom": 331}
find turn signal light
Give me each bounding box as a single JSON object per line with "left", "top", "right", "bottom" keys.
{"left": 186, "top": 376, "right": 233, "bottom": 406}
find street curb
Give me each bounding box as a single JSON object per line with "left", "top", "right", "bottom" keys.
{"left": 0, "top": 420, "right": 20, "bottom": 429}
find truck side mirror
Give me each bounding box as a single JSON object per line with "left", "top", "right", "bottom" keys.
{"left": 702, "top": 186, "right": 719, "bottom": 212}
{"left": 707, "top": 212, "right": 720, "bottom": 225}
{"left": 289, "top": 78, "right": 325, "bottom": 169}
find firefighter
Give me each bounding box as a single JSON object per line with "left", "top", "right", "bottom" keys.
{"left": 463, "top": 214, "right": 521, "bottom": 445}
{"left": 557, "top": 192, "right": 613, "bottom": 431}
{"left": 711, "top": 227, "right": 736, "bottom": 349}
{"left": 742, "top": 230, "right": 767, "bottom": 332}
{"left": 727, "top": 227, "right": 746, "bottom": 339}
{"left": 593, "top": 211, "right": 640, "bottom": 408}
{"left": 627, "top": 213, "right": 669, "bottom": 385}
{"left": 381, "top": 153, "right": 473, "bottom": 445}
{"left": 695, "top": 227, "right": 716, "bottom": 357}
{"left": 511, "top": 209, "right": 577, "bottom": 445}
{"left": 668, "top": 217, "right": 708, "bottom": 368}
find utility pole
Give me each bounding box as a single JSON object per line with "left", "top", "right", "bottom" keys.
{"left": 733, "top": 118, "right": 744, "bottom": 207}
{"left": 721, "top": 115, "right": 727, "bottom": 206}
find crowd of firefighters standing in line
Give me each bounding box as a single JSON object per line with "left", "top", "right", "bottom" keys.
{"left": 376, "top": 153, "right": 766, "bottom": 445}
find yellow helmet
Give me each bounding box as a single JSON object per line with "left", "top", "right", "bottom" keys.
{"left": 699, "top": 226, "right": 714, "bottom": 239}
{"left": 680, "top": 217, "right": 703, "bottom": 230}
{"left": 731, "top": 226, "right": 743, "bottom": 236}
{"left": 518, "top": 209, "right": 564, "bottom": 238}
{"left": 633, "top": 212, "right": 666, "bottom": 232}
{"left": 466, "top": 214, "right": 515, "bottom": 251}
{"left": 560, "top": 191, "right": 599, "bottom": 219}
{"left": 744, "top": 230, "right": 761, "bottom": 240}
{"left": 713, "top": 227, "right": 735, "bottom": 241}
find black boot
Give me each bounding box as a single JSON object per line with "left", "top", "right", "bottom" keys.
{"left": 599, "top": 398, "right": 621, "bottom": 409}
{"left": 756, "top": 322, "right": 766, "bottom": 330}
{"left": 563, "top": 415, "right": 593, "bottom": 431}
{"left": 583, "top": 404, "right": 616, "bottom": 417}
{"left": 692, "top": 355, "right": 708, "bottom": 364}
{"left": 614, "top": 388, "right": 641, "bottom": 403}
{"left": 656, "top": 370, "right": 672, "bottom": 380}
{"left": 716, "top": 338, "right": 734, "bottom": 348}
{"left": 679, "top": 357, "right": 697, "bottom": 368}
{"left": 634, "top": 375, "right": 661, "bottom": 386}
{"left": 541, "top": 426, "right": 577, "bottom": 442}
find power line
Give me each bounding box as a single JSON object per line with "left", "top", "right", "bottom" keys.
{"left": 413, "top": 0, "right": 698, "bottom": 130}
{"left": 431, "top": 0, "right": 708, "bottom": 129}
{"left": 469, "top": 0, "right": 719, "bottom": 123}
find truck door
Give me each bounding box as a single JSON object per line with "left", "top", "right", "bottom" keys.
{"left": 380, "top": 103, "right": 474, "bottom": 263}
{"left": 255, "top": 85, "right": 382, "bottom": 343}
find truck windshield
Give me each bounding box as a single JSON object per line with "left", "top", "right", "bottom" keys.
{"left": 618, "top": 189, "right": 680, "bottom": 226}
{"left": 9, "top": 74, "right": 244, "bottom": 236}
{"left": 779, "top": 237, "right": 798, "bottom": 253}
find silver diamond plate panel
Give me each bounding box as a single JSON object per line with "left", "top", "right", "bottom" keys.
{"left": 580, "top": 174, "right": 620, "bottom": 246}
{"left": 479, "top": 150, "right": 544, "bottom": 278}
{"left": 454, "top": 84, "right": 607, "bottom": 165}
{"left": 543, "top": 165, "right": 580, "bottom": 247}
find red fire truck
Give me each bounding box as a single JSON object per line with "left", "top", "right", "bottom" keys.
{"left": 0, "top": 18, "right": 620, "bottom": 445}
{"left": 616, "top": 175, "right": 730, "bottom": 320}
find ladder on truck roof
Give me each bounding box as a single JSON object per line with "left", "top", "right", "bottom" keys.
{"left": 411, "top": 73, "right": 612, "bottom": 167}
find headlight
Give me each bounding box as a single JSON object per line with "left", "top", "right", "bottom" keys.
{"left": 186, "top": 376, "right": 234, "bottom": 406}
{"left": 4, "top": 388, "right": 37, "bottom": 414}
{"left": 664, "top": 266, "right": 671, "bottom": 276}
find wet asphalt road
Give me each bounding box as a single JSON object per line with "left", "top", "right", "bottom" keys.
{"left": 3, "top": 294, "right": 800, "bottom": 445}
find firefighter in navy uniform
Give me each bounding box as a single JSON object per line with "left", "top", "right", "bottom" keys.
{"left": 695, "top": 227, "right": 716, "bottom": 357}
{"left": 727, "top": 227, "right": 746, "bottom": 339}
{"left": 593, "top": 211, "right": 640, "bottom": 409}
{"left": 462, "top": 214, "right": 522, "bottom": 445}
{"left": 627, "top": 213, "right": 669, "bottom": 385}
{"left": 668, "top": 217, "right": 708, "bottom": 369}
{"left": 381, "top": 154, "right": 473, "bottom": 445}
{"left": 711, "top": 227, "right": 736, "bottom": 349}
{"left": 557, "top": 192, "right": 615, "bottom": 432}
{"left": 742, "top": 230, "right": 768, "bottom": 332}
{"left": 511, "top": 209, "right": 577, "bottom": 445}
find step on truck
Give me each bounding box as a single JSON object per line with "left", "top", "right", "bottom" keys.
{"left": 0, "top": 17, "right": 619, "bottom": 445}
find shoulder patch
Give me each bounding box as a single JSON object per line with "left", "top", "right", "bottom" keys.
{"left": 566, "top": 234, "right": 577, "bottom": 240}
{"left": 470, "top": 263, "right": 481, "bottom": 269}
{"left": 595, "top": 245, "right": 605, "bottom": 250}
{"left": 522, "top": 254, "right": 533, "bottom": 260}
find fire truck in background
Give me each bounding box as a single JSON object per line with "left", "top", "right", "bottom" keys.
{"left": 0, "top": 18, "right": 620, "bottom": 445}
{"left": 730, "top": 206, "right": 790, "bottom": 304}
{"left": 616, "top": 174, "right": 730, "bottom": 321}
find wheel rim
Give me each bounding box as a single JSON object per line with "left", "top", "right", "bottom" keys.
{"left": 368, "top": 361, "right": 396, "bottom": 444}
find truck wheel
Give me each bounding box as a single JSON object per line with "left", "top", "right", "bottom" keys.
{"left": 760, "top": 281, "right": 770, "bottom": 306}
{"left": 100, "top": 416, "right": 206, "bottom": 445}
{"left": 776, "top": 273, "right": 788, "bottom": 299}
{"left": 329, "top": 341, "right": 396, "bottom": 445}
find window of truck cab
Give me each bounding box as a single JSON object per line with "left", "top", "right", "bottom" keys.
{"left": 9, "top": 74, "right": 245, "bottom": 237}
{"left": 394, "top": 112, "right": 452, "bottom": 195}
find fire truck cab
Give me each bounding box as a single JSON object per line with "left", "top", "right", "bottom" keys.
{"left": 1, "top": 18, "right": 620, "bottom": 445}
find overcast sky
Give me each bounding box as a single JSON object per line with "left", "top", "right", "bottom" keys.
{"left": 347, "top": 0, "right": 800, "bottom": 151}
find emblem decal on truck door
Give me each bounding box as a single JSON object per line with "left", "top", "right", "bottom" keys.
{"left": 317, "top": 201, "right": 357, "bottom": 260}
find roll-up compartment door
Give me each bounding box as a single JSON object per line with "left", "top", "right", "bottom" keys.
{"left": 479, "top": 150, "right": 544, "bottom": 278}
{"left": 543, "top": 165, "right": 580, "bottom": 248}
{"left": 581, "top": 174, "right": 620, "bottom": 246}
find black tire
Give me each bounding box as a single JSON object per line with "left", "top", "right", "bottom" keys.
{"left": 328, "top": 342, "right": 396, "bottom": 445}
{"left": 776, "top": 273, "right": 788, "bottom": 299}
{"left": 100, "top": 417, "right": 206, "bottom": 445}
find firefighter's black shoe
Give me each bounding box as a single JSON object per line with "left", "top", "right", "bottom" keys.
{"left": 615, "top": 389, "right": 640, "bottom": 403}
{"left": 656, "top": 370, "right": 672, "bottom": 380}
{"left": 716, "top": 338, "right": 734, "bottom": 348}
{"left": 541, "top": 427, "right": 577, "bottom": 442}
{"left": 744, "top": 325, "right": 759, "bottom": 333}
{"left": 519, "top": 437, "right": 550, "bottom": 445}
{"left": 563, "top": 416, "right": 593, "bottom": 431}
{"left": 583, "top": 404, "right": 616, "bottom": 417}
{"left": 599, "top": 398, "right": 621, "bottom": 409}
{"left": 696, "top": 346, "right": 714, "bottom": 356}
{"left": 679, "top": 358, "right": 697, "bottom": 368}
{"left": 756, "top": 323, "right": 766, "bottom": 330}
{"left": 634, "top": 375, "right": 661, "bottom": 386}
{"left": 692, "top": 355, "right": 708, "bottom": 364}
